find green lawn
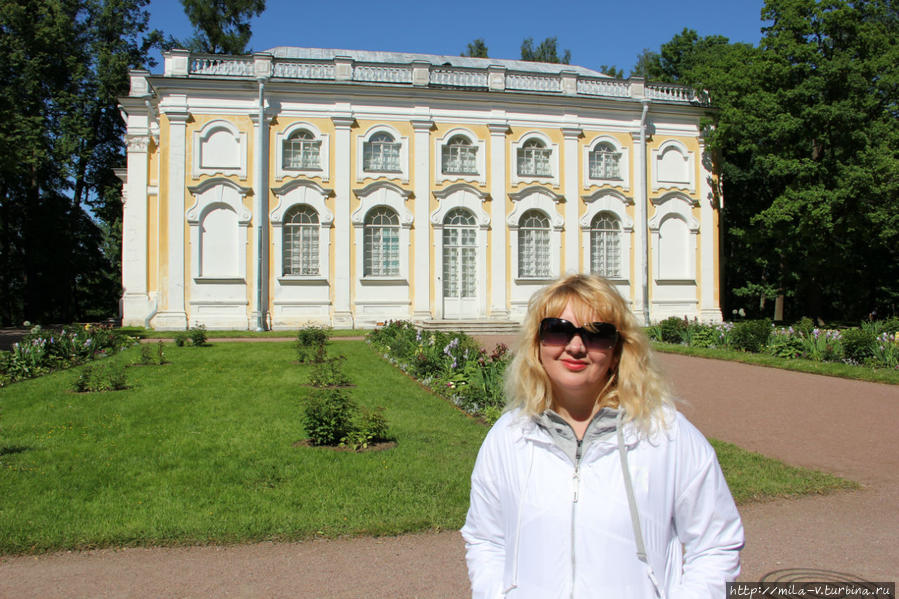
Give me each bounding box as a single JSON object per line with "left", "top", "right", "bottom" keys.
{"left": 0, "top": 341, "right": 855, "bottom": 554}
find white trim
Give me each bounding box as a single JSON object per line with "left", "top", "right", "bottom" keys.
{"left": 583, "top": 135, "right": 630, "bottom": 190}
{"left": 274, "top": 121, "right": 330, "bottom": 182}
{"left": 651, "top": 139, "right": 695, "bottom": 193}
{"left": 186, "top": 178, "right": 252, "bottom": 281}
{"left": 510, "top": 131, "right": 560, "bottom": 187}
{"left": 356, "top": 124, "right": 409, "bottom": 183}
{"left": 270, "top": 179, "right": 334, "bottom": 280}
{"left": 507, "top": 187, "right": 564, "bottom": 281}
{"left": 352, "top": 181, "right": 413, "bottom": 282}
{"left": 192, "top": 119, "right": 247, "bottom": 179}
{"left": 430, "top": 184, "right": 490, "bottom": 319}
{"left": 434, "top": 127, "right": 487, "bottom": 186}
{"left": 580, "top": 190, "right": 634, "bottom": 282}
{"left": 648, "top": 193, "right": 699, "bottom": 283}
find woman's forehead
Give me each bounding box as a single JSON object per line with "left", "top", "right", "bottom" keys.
{"left": 546, "top": 295, "right": 610, "bottom": 323}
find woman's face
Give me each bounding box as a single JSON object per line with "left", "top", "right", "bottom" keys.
{"left": 539, "top": 301, "right": 616, "bottom": 405}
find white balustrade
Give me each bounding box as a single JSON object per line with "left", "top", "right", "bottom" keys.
{"left": 430, "top": 68, "right": 488, "bottom": 88}
{"left": 647, "top": 83, "right": 706, "bottom": 104}
{"left": 577, "top": 78, "right": 630, "bottom": 98}
{"left": 190, "top": 57, "right": 255, "bottom": 77}
{"left": 506, "top": 73, "right": 561, "bottom": 92}
{"left": 353, "top": 65, "right": 413, "bottom": 84}
{"left": 272, "top": 61, "right": 336, "bottom": 80}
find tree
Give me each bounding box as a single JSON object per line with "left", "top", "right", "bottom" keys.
{"left": 0, "top": 0, "right": 158, "bottom": 325}
{"left": 520, "top": 37, "right": 570, "bottom": 64}
{"left": 681, "top": 0, "right": 899, "bottom": 320}
{"left": 630, "top": 48, "right": 664, "bottom": 79}
{"left": 599, "top": 64, "right": 624, "bottom": 78}
{"left": 179, "top": 0, "right": 265, "bottom": 54}
{"left": 462, "top": 38, "right": 488, "bottom": 58}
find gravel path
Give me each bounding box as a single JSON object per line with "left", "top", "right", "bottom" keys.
{"left": 1, "top": 341, "right": 897, "bottom": 597}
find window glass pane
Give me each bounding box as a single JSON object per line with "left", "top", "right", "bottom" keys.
{"left": 364, "top": 207, "right": 400, "bottom": 276}
{"left": 442, "top": 137, "right": 477, "bottom": 174}
{"left": 283, "top": 206, "right": 319, "bottom": 276}
{"left": 589, "top": 143, "right": 621, "bottom": 179}
{"left": 283, "top": 130, "right": 321, "bottom": 170}
{"left": 363, "top": 133, "right": 401, "bottom": 172}
{"left": 590, "top": 213, "right": 621, "bottom": 278}
{"left": 517, "top": 143, "right": 552, "bottom": 177}
{"left": 518, "top": 210, "right": 551, "bottom": 277}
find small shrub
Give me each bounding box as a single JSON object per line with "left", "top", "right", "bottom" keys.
{"left": 309, "top": 355, "right": 351, "bottom": 387}
{"left": 107, "top": 364, "right": 128, "bottom": 390}
{"left": 174, "top": 333, "right": 188, "bottom": 347}
{"left": 296, "top": 325, "right": 330, "bottom": 363}
{"left": 303, "top": 388, "right": 358, "bottom": 446}
{"left": 156, "top": 341, "right": 168, "bottom": 365}
{"left": 841, "top": 328, "right": 876, "bottom": 364}
{"left": 189, "top": 325, "right": 208, "bottom": 347}
{"left": 767, "top": 330, "right": 804, "bottom": 359}
{"left": 728, "top": 319, "right": 772, "bottom": 353}
{"left": 659, "top": 317, "right": 688, "bottom": 344}
{"left": 358, "top": 406, "right": 390, "bottom": 443}
{"left": 71, "top": 363, "right": 128, "bottom": 392}
{"left": 73, "top": 365, "right": 94, "bottom": 392}
{"left": 138, "top": 344, "right": 154, "bottom": 365}
{"left": 687, "top": 326, "right": 720, "bottom": 348}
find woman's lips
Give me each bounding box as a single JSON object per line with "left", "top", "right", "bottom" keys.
{"left": 561, "top": 360, "right": 587, "bottom": 371}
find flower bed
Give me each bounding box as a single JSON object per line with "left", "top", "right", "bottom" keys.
{"left": 647, "top": 316, "right": 899, "bottom": 370}
{"left": 367, "top": 321, "right": 511, "bottom": 423}
{"left": 0, "top": 324, "right": 137, "bottom": 386}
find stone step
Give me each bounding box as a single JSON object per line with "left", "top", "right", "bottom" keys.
{"left": 414, "top": 319, "right": 521, "bottom": 335}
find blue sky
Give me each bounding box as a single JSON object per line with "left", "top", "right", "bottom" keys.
{"left": 148, "top": 0, "right": 767, "bottom": 74}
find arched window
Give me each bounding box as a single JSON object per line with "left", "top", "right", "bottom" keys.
{"left": 517, "top": 138, "right": 552, "bottom": 177}
{"left": 363, "top": 207, "right": 400, "bottom": 276}
{"left": 282, "top": 205, "right": 319, "bottom": 276}
{"left": 363, "top": 132, "right": 401, "bottom": 172}
{"left": 283, "top": 129, "right": 321, "bottom": 170}
{"left": 442, "top": 135, "right": 477, "bottom": 175}
{"left": 518, "top": 209, "right": 551, "bottom": 278}
{"left": 590, "top": 213, "right": 621, "bottom": 278}
{"left": 589, "top": 142, "right": 621, "bottom": 180}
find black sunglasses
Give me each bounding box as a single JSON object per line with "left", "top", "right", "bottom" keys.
{"left": 539, "top": 318, "right": 619, "bottom": 350}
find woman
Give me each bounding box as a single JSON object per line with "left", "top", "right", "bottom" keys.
{"left": 462, "top": 274, "right": 743, "bottom": 598}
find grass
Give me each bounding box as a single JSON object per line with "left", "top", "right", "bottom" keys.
{"left": 652, "top": 342, "right": 899, "bottom": 386}
{"left": 0, "top": 341, "right": 857, "bottom": 554}
{"left": 120, "top": 327, "right": 369, "bottom": 339}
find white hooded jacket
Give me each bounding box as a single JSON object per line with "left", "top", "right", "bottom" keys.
{"left": 461, "top": 407, "right": 743, "bottom": 599}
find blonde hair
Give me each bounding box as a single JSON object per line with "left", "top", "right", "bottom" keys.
{"left": 504, "top": 273, "right": 671, "bottom": 430}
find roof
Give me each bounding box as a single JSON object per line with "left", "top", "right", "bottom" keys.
{"left": 264, "top": 46, "right": 612, "bottom": 79}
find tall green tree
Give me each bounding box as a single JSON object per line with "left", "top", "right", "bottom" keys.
{"left": 462, "top": 38, "right": 488, "bottom": 58}
{"left": 520, "top": 36, "right": 570, "bottom": 64}
{"left": 599, "top": 64, "right": 625, "bottom": 78}
{"left": 0, "top": 0, "right": 158, "bottom": 324}
{"left": 179, "top": 0, "right": 265, "bottom": 54}
{"left": 630, "top": 48, "right": 664, "bottom": 79}
{"left": 679, "top": 0, "right": 899, "bottom": 320}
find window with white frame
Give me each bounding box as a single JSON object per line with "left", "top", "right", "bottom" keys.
{"left": 283, "top": 130, "right": 321, "bottom": 170}
{"left": 363, "top": 132, "right": 401, "bottom": 172}
{"left": 517, "top": 138, "right": 552, "bottom": 177}
{"left": 518, "top": 210, "right": 551, "bottom": 278}
{"left": 589, "top": 142, "right": 621, "bottom": 180}
{"left": 363, "top": 207, "right": 400, "bottom": 276}
{"left": 442, "top": 135, "right": 478, "bottom": 175}
{"left": 282, "top": 205, "right": 319, "bottom": 276}
{"left": 590, "top": 212, "right": 621, "bottom": 279}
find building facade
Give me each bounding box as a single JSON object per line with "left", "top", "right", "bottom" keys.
{"left": 118, "top": 47, "right": 723, "bottom": 330}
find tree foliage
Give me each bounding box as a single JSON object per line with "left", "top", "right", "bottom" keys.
{"left": 178, "top": 0, "right": 265, "bottom": 54}
{"left": 662, "top": 1, "right": 899, "bottom": 320}
{"left": 462, "top": 38, "right": 488, "bottom": 58}
{"left": 0, "top": 0, "right": 158, "bottom": 325}
{"left": 599, "top": 64, "right": 625, "bottom": 79}
{"left": 520, "top": 36, "right": 570, "bottom": 64}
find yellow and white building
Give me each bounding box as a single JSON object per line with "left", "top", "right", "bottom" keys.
{"left": 118, "top": 47, "right": 723, "bottom": 330}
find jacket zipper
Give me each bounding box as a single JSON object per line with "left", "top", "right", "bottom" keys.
{"left": 570, "top": 438, "right": 582, "bottom": 599}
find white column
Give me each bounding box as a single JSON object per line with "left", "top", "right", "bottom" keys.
{"left": 562, "top": 126, "right": 581, "bottom": 274}
{"left": 698, "top": 139, "right": 722, "bottom": 322}
{"left": 331, "top": 115, "right": 355, "bottom": 328}
{"left": 154, "top": 108, "right": 189, "bottom": 330}
{"left": 631, "top": 129, "right": 647, "bottom": 324}
{"left": 488, "top": 122, "right": 509, "bottom": 319}
{"left": 121, "top": 134, "right": 150, "bottom": 326}
{"left": 411, "top": 118, "right": 433, "bottom": 321}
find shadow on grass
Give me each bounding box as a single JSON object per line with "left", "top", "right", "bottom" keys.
{"left": 0, "top": 445, "right": 28, "bottom": 457}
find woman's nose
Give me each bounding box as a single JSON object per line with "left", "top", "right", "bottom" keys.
{"left": 565, "top": 332, "right": 587, "bottom": 354}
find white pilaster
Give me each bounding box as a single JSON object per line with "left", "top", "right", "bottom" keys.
{"left": 121, "top": 134, "right": 151, "bottom": 326}
{"left": 562, "top": 125, "right": 581, "bottom": 274}
{"left": 154, "top": 106, "right": 189, "bottom": 330}
{"left": 488, "top": 121, "right": 509, "bottom": 319}
{"left": 631, "top": 129, "right": 647, "bottom": 323}
{"left": 411, "top": 117, "right": 433, "bottom": 320}
{"left": 698, "top": 139, "right": 722, "bottom": 322}
{"left": 331, "top": 114, "right": 355, "bottom": 328}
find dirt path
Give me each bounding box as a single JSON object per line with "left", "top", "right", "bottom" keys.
{"left": 1, "top": 347, "right": 896, "bottom": 597}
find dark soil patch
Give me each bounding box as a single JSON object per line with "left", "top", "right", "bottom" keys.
{"left": 291, "top": 439, "right": 397, "bottom": 453}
